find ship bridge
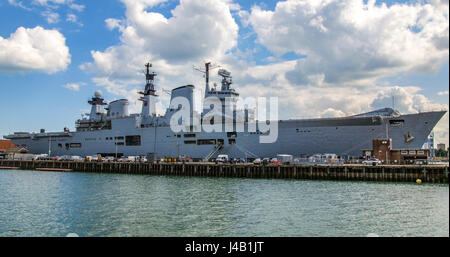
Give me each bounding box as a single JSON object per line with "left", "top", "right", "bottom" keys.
{"left": 206, "top": 69, "right": 239, "bottom": 99}
{"left": 75, "top": 91, "right": 110, "bottom": 132}
{"left": 198, "top": 65, "right": 253, "bottom": 124}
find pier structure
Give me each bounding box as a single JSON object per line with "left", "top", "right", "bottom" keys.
{"left": 0, "top": 160, "right": 448, "bottom": 184}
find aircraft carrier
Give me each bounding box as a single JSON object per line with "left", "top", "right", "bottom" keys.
{"left": 4, "top": 62, "right": 447, "bottom": 160}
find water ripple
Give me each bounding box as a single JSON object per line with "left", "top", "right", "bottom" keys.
{"left": 0, "top": 169, "right": 448, "bottom": 237}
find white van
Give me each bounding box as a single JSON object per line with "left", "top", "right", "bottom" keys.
{"left": 277, "top": 154, "right": 293, "bottom": 164}
{"left": 216, "top": 154, "right": 229, "bottom": 163}
{"left": 127, "top": 156, "right": 138, "bottom": 162}
{"left": 70, "top": 156, "right": 83, "bottom": 161}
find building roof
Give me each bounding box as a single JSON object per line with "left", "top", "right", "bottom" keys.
{"left": 0, "top": 140, "right": 16, "bottom": 150}
{"left": 6, "top": 147, "right": 29, "bottom": 154}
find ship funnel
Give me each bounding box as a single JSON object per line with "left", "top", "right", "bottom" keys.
{"left": 170, "top": 85, "right": 195, "bottom": 115}
{"left": 108, "top": 99, "right": 129, "bottom": 118}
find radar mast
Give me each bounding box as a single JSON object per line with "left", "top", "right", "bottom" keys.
{"left": 139, "top": 62, "right": 158, "bottom": 117}
{"left": 142, "top": 62, "right": 157, "bottom": 96}
{"left": 218, "top": 69, "right": 232, "bottom": 91}
{"left": 194, "top": 61, "right": 220, "bottom": 96}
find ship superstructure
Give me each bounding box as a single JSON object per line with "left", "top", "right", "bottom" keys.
{"left": 4, "top": 62, "right": 447, "bottom": 160}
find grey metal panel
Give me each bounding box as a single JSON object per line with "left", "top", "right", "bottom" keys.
{"left": 8, "top": 110, "right": 445, "bottom": 159}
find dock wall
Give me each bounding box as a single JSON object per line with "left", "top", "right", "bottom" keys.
{"left": 0, "top": 160, "right": 448, "bottom": 184}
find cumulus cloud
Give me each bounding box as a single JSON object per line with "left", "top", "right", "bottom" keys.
{"left": 80, "top": 0, "right": 448, "bottom": 144}
{"left": 121, "top": 0, "right": 237, "bottom": 62}
{"left": 63, "top": 82, "right": 86, "bottom": 91}
{"left": 0, "top": 26, "right": 71, "bottom": 74}
{"left": 230, "top": 58, "right": 448, "bottom": 142}
{"left": 438, "top": 90, "right": 449, "bottom": 96}
{"left": 371, "top": 86, "right": 447, "bottom": 113}
{"left": 433, "top": 112, "right": 449, "bottom": 146}
{"left": 84, "top": 0, "right": 238, "bottom": 74}
{"left": 237, "top": 74, "right": 448, "bottom": 144}
{"left": 240, "top": 0, "right": 449, "bottom": 144}
{"left": 248, "top": 0, "right": 449, "bottom": 87}
{"left": 82, "top": 0, "right": 239, "bottom": 113}
{"left": 236, "top": 65, "right": 448, "bottom": 119}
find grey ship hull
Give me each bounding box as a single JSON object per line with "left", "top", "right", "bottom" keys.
{"left": 5, "top": 110, "right": 446, "bottom": 159}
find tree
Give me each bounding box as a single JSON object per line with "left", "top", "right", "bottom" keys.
{"left": 435, "top": 149, "right": 448, "bottom": 157}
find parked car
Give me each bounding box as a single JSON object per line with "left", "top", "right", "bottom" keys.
{"left": 33, "top": 154, "right": 49, "bottom": 160}
{"left": 179, "top": 155, "right": 191, "bottom": 162}
{"left": 137, "top": 156, "right": 147, "bottom": 162}
{"left": 414, "top": 160, "right": 427, "bottom": 165}
{"left": 103, "top": 156, "right": 115, "bottom": 162}
{"left": 234, "top": 158, "right": 246, "bottom": 163}
{"left": 57, "top": 155, "right": 72, "bottom": 161}
{"left": 270, "top": 158, "right": 280, "bottom": 165}
{"left": 362, "top": 158, "right": 382, "bottom": 166}
{"left": 293, "top": 158, "right": 301, "bottom": 165}
{"left": 253, "top": 158, "right": 262, "bottom": 165}
{"left": 85, "top": 155, "right": 99, "bottom": 162}
{"left": 115, "top": 156, "right": 138, "bottom": 162}
{"left": 262, "top": 158, "right": 270, "bottom": 165}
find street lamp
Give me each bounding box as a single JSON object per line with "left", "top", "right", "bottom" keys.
{"left": 115, "top": 132, "right": 118, "bottom": 159}
{"left": 48, "top": 135, "right": 52, "bottom": 157}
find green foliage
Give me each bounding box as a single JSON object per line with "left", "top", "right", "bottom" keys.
{"left": 435, "top": 149, "right": 448, "bottom": 157}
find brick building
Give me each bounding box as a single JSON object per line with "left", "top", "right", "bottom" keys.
{"left": 0, "top": 140, "right": 17, "bottom": 159}
{"left": 363, "top": 139, "right": 430, "bottom": 165}
{"left": 0, "top": 140, "right": 16, "bottom": 153}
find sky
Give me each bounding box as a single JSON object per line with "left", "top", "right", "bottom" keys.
{"left": 0, "top": 0, "right": 448, "bottom": 146}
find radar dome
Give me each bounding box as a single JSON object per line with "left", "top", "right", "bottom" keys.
{"left": 94, "top": 90, "right": 102, "bottom": 98}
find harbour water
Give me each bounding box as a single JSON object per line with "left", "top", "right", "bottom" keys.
{"left": 0, "top": 169, "right": 448, "bottom": 237}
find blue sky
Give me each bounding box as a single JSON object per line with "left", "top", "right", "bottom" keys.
{"left": 0, "top": 0, "right": 448, "bottom": 145}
